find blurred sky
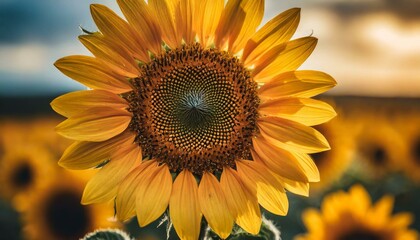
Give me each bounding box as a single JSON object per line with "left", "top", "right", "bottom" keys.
{"left": 0, "top": 0, "right": 419, "bottom": 97}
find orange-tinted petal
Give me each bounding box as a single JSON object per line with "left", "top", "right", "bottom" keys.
{"left": 251, "top": 138, "right": 307, "bottom": 182}
{"left": 236, "top": 160, "right": 288, "bottom": 216}
{"left": 277, "top": 175, "right": 309, "bottom": 197}
{"left": 90, "top": 4, "right": 149, "bottom": 62}
{"left": 198, "top": 172, "right": 234, "bottom": 239}
{"left": 58, "top": 131, "right": 134, "bottom": 170}
{"left": 229, "top": 0, "right": 264, "bottom": 54}
{"left": 82, "top": 143, "right": 141, "bottom": 204}
{"left": 243, "top": 8, "right": 300, "bottom": 66}
{"left": 175, "top": 0, "right": 195, "bottom": 44}
{"left": 136, "top": 163, "right": 172, "bottom": 226}
{"left": 51, "top": 90, "right": 127, "bottom": 118}
{"left": 214, "top": 0, "right": 243, "bottom": 49}
{"left": 258, "top": 70, "right": 337, "bottom": 98}
{"left": 149, "top": 0, "right": 180, "bottom": 49}
{"left": 253, "top": 37, "right": 317, "bottom": 82}
{"left": 79, "top": 34, "right": 139, "bottom": 78}
{"left": 250, "top": 147, "right": 310, "bottom": 196}
{"left": 116, "top": 160, "right": 156, "bottom": 221}
{"left": 195, "top": 0, "right": 224, "bottom": 47}
{"left": 56, "top": 107, "right": 131, "bottom": 142}
{"left": 54, "top": 55, "right": 132, "bottom": 94}
{"left": 292, "top": 151, "right": 320, "bottom": 182}
{"left": 220, "top": 167, "right": 261, "bottom": 235}
{"left": 170, "top": 170, "right": 202, "bottom": 240}
{"left": 116, "top": 0, "right": 162, "bottom": 55}
{"left": 258, "top": 97, "right": 336, "bottom": 126}
{"left": 257, "top": 116, "right": 330, "bottom": 153}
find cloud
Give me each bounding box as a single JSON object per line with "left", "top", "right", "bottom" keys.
{"left": 324, "top": 0, "right": 420, "bottom": 21}
{"left": 298, "top": 8, "right": 420, "bottom": 97}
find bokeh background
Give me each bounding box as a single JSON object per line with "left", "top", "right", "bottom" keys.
{"left": 0, "top": 0, "right": 419, "bottom": 239}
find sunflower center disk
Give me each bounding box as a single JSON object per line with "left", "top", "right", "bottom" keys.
{"left": 128, "top": 44, "right": 259, "bottom": 174}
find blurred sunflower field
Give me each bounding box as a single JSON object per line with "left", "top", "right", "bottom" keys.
{"left": 1, "top": 0, "right": 420, "bottom": 239}
{"left": 1, "top": 96, "right": 420, "bottom": 240}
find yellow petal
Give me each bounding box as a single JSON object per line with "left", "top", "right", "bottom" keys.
{"left": 198, "top": 172, "right": 234, "bottom": 239}
{"left": 79, "top": 34, "right": 139, "bottom": 78}
{"left": 214, "top": 0, "right": 243, "bottom": 49}
{"left": 116, "top": 160, "right": 156, "bottom": 221}
{"left": 259, "top": 98, "right": 336, "bottom": 126}
{"left": 243, "top": 8, "right": 300, "bottom": 66}
{"left": 195, "top": 0, "right": 224, "bottom": 47}
{"left": 56, "top": 107, "right": 131, "bottom": 142}
{"left": 390, "top": 213, "right": 414, "bottom": 230}
{"left": 251, "top": 147, "right": 310, "bottom": 196}
{"left": 82, "top": 143, "right": 141, "bottom": 204}
{"left": 292, "top": 151, "right": 320, "bottom": 182}
{"left": 348, "top": 184, "right": 372, "bottom": 215}
{"left": 58, "top": 131, "right": 134, "bottom": 170}
{"left": 369, "top": 195, "right": 394, "bottom": 226}
{"left": 51, "top": 90, "right": 127, "bottom": 118}
{"left": 372, "top": 195, "right": 394, "bottom": 218}
{"left": 136, "top": 163, "right": 172, "bottom": 226}
{"left": 229, "top": 0, "right": 264, "bottom": 54}
{"left": 257, "top": 116, "right": 330, "bottom": 153}
{"left": 54, "top": 55, "right": 132, "bottom": 94}
{"left": 220, "top": 167, "right": 261, "bottom": 235}
{"left": 175, "top": 0, "right": 195, "bottom": 44}
{"left": 251, "top": 138, "right": 308, "bottom": 182}
{"left": 275, "top": 174, "right": 309, "bottom": 197}
{"left": 301, "top": 209, "right": 324, "bottom": 233}
{"left": 253, "top": 37, "right": 317, "bottom": 82}
{"left": 236, "top": 160, "right": 288, "bottom": 216}
{"left": 258, "top": 70, "right": 337, "bottom": 97}
{"left": 116, "top": 0, "right": 162, "bottom": 55}
{"left": 170, "top": 170, "right": 202, "bottom": 240}
{"left": 398, "top": 231, "right": 419, "bottom": 240}
{"left": 90, "top": 4, "right": 149, "bottom": 62}
{"left": 149, "top": 0, "right": 180, "bottom": 49}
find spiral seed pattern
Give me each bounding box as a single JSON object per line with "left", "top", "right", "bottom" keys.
{"left": 127, "top": 44, "right": 259, "bottom": 174}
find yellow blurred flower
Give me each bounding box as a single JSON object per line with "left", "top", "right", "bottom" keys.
{"left": 23, "top": 170, "right": 118, "bottom": 240}
{"left": 0, "top": 146, "right": 56, "bottom": 211}
{"left": 393, "top": 110, "right": 420, "bottom": 183}
{"left": 297, "top": 185, "right": 418, "bottom": 240}
{"left": 52, "top": 1, "right": 336, "bottom": 239}
{"left": 352, "top": 115, "right": 404, "bottom": 179}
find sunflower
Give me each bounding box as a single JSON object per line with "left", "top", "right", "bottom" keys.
{"left": 352, "top": 115, "right": 404, "bottom": 179}
{"left": 296, "top": 185, "right": 418, "bottom": 240}
{"left": 392, "top": 110, "right": 420, "bottom": 183}
{"left": 52, "top": 1, "right": 336, "bottom": 239}
{"left": 0, "top": 146, "right": 55, "bottom": 210}
{"left": 23, "top": 170, "right": 118, "bottom": 240}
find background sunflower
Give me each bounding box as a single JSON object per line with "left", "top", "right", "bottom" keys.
{"left": 23, "top": 170, "right": 118, "bottom": 240}
{"left": 1, "top": 0, "right": 420, "bottom": 239}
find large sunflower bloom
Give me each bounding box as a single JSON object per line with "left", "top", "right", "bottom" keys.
{"left": 52, "top": 1, "right": 336, "bottom": 239}
{"left": 296, "top": 185, "right": 419, "bottom": 240}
